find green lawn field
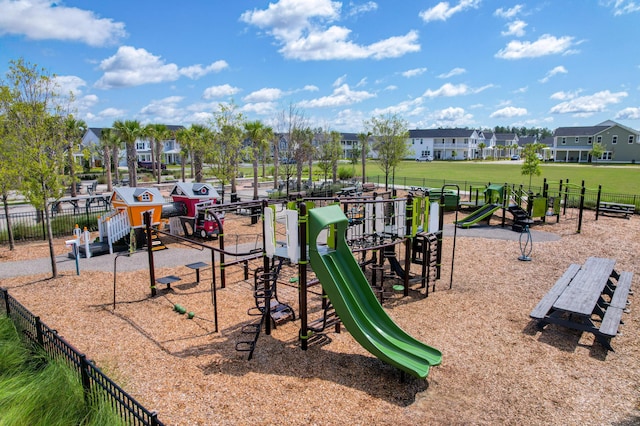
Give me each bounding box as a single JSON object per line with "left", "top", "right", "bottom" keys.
{"left": 366, "top": 160, "right": 640, "bottom": 195}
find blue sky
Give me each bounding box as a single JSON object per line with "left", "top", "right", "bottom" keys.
{"left": 1, "top": 0, "right": 639, "bottom": 132}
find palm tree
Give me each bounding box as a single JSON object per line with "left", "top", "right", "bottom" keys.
{"left": 357, "top": 132, "right": 370, "bottom": 184}
{"left": 244, "top": 120, "right": 270, "bottom": 200}
{"left": 189, "top": 124, "right": 210, "bottom": 183}
{"left": 176, "top": 127, "right": 192, "bottom": 182}
{"left": 98, "top": 128, "right": 121, "bottom": 192}
{"left": 145, "top": 123, "right": 170, "bottom": 184}
{"left": 113, "top": 120, "right": 143, "bottom": 187}
{"left": 477, "top": 142, "right": 486, "bottom": 160}
{"left": 64, "top": 116, "right": 87, "bottom": 197}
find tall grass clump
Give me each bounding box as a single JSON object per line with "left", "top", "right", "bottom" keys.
{"left": 0, "top": 317, "right": 125, "bottom": 425}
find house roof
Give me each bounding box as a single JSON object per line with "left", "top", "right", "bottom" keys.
{"left": 171, "top": 182, "right": 220, "bottom": 199}
{"left": 409, "top": 128, "right": 477, "bottom": 138}
{"left": 554, "top": 126, "right": 610, "bottom": 137}
{"left": 112, "top": 186, "right": 165, "bottom": 205}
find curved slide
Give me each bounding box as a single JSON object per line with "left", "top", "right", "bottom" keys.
{"left": 308, "top": 205, "right": 442, "bottom": 379}
{"left": 455, "top": 203, "right": 501, "bottom": 228}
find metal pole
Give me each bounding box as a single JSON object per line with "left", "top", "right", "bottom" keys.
{"left": 144, "top": 212, "right": 156, "bottom": 296}
{"left": 299, "top": 202, "right": 309, "bottom": 350}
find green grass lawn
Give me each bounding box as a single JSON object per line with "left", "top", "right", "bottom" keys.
{"left": 200, "top": 160, "right": 640, "bottom": 196}
{"left": 368, "top": 160, "right": 640, "bottom": 195}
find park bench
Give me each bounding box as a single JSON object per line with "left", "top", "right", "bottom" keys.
{"left": 598, "top": 201, "right": 635, "bottom": 219}
{"left": 530, "top": 258, "right": 633, "bottom": 351}
{"left": 362, "top": 182, "right": 376, "bottom": 192}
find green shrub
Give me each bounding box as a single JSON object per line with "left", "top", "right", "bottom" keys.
{"left": 338, "top": 166, "right": 354, "bottom": 180}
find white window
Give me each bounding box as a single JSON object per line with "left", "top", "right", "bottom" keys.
{"left": 612, "top": 135, "right": 618, "bottom": 144}
{"left": 561, "top": 137, "right": 566, "bottom": 145}
{"left": 597, "top": 135, "right": 602, "bottom": 144}
{"left": 588, "top": 137, "right": 592, "bottom": 145}
{"left": 600, "top": 152, "right": 612, "bottom": 160}
{"left": 136, "top": 142, "right": 147, "bottom": 150}
{"left": 575, "top": 137, "right": 579, "bottom": 143}
{"left": 628, "top": 135, "right": 634, "bottom": 144}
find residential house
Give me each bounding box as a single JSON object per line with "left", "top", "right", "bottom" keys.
{"left": 82, "top": 125, "right": 185, "bottom": 168}
{"left": 493, "top": 133, "right": 519, "bottom": 158}
{"left": 407, "top": 128, "right": 483, "bottom": 160}
{"left": 553, "top": 120, "right": 640, "bottom": 163}
{"left": 135, "top": 124, "right": 185, "bottom": 165}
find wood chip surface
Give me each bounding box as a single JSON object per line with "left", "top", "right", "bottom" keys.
{"left": 1, "top": 207, "right": 639, "bottom": 425}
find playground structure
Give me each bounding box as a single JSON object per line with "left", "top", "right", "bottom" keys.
{"left": 456, "top": 179, "right": 602, "bottom": 233}
{"left": 121, "top": 186, "right": 448, "bottom": 378}
{"left": 235, "top": 190, "right": 447, "bottom": 378}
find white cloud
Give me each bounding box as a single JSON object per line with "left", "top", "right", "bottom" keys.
{"left": 242, "top": 88, "right": 284, "bottom": 103}
{"left": 98, "top": 107, "right": 127, "bottom": 119}
{"left": 402, "top": 67, "right": 427, "bottom": 78}
{"left": 241, "top": 0, "right": 419, "bottom": 60}
{"left": 139, "top": 96, "right": 184, "bottom": 122}
{"left": 437, "top": 67, "right": 466, "bottom": 78}
{"left": 371, "top": 98, "right": 424, "bottom": 116}
{"left": 95, "top": 46, "right": 227, "bottom": 89}
{"left": 423, "top": 82, "right": 493, "bottom": 98}
{"left": 549, "top": 90, "right": 628, "bottom": 115}
{"left": 54, "top": 75, "right": 87, "bottom": 96}
{"left": 602, "top": 0, "right": 640, "bottom": 15}
{"left": 302, "top": 85, "right": 319, "bottom": 92}
{"left": 179, "top": 61, "right": 229, "bottom": 79}
{"left": 494, "top": 5, "right": 524, "bottom": 19}
{"left": 430, "top": 107, "right": 474, "bottom": 127}
{"left": 419, "top": 0, "right": 481, "bottom": 23}
{"left": 347, "top": 1, "right": 378, "bottom": 17}
{"left": 615, "top": 106, "right": 640, "bottom": 120}
{"left": 495, "top": 34, "right": 576, "bottom": 59}
{"left": 0, "top": 0, "right": 126, "bottom": 46}
{"left": 490, "top": 106, "right": 528, "bottom": 118}
{"left": 298, "top": 84, "right": 375, "bottom": 108}
{"left": 501, "top": 20, "right": 527, "bottom": 37}
{"left": 384, "top": 85, "right": 398, "bottom": 91}
{"left": 202, "top": 84, "right": 241, "bottom": 100}
{"left": 550, "top": 89, "right": 582, "bottom": 100}
{"left": 333, "top": 74, "right": 348, "bottom": 87}
{"left": 539, "top": 65, "right": 568, "bottom": 83}
{"left": 240, "top": 101, "right": 278, "bottom": 115}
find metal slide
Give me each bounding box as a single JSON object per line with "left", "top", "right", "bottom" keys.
{"left": 308, "top": 205, "right": 442, "bottom": 379}
{"left": 454, "top": 203, "right": 501, "bottom": 228}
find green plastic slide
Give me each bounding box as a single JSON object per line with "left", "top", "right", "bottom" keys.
{"left": 454, "top": 203, "right": 501, "bottom": 228}
{"left": 308, "top": 205, "right": 442, "bottom": 379}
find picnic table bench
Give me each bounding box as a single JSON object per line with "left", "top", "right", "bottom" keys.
{"left": 530, "top": 257, "right": 633, "bottom": 351}
{"left": 598, "top": 201, "right": 635, "bottom": 219}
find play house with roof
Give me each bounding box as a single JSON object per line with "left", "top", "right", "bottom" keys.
{"left": 170, "top": 182, "right": 220, "bottom": 217}
{"left": 111, "top": 187, "right": 165, "bottom": 228}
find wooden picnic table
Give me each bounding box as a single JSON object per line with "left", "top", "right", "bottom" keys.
{"left": 530, "top": 257, "right": 633, "bottom": 351}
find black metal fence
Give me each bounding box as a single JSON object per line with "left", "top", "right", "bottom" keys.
{"left": 369, "top": 175, "right": 639, "bottom": 213}
{"left": 0, "top": 203, "right": 111, "bottom": 245}
{"left": 0, "top": 287, "right": 164, "bottom": 426}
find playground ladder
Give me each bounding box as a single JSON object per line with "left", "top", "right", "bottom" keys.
{"left": 412, "top": 232, "right": 439, "bottom": 296}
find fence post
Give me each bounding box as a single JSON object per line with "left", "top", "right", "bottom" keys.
{"left": 1, "top": 287, "right": 9, "bottom": 316}
{"left": 35, "top": 316, "right": 44, "bottom": 346}
{"left": 79, "top": 354, "right": 92, "bottom": 402}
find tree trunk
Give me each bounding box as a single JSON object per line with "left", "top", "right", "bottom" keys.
{"left": 2, "top": 195, "right": 15, "bottom": 250}
{"left": 181, "top": 155, "right": 186, "bottom": 182}
{"left": 69, "top": 148, "right": 77, "bottom": 197}
{"left": 44, "top": 203, "right": 57, "bottom": 278}
{"left": 126, "top": 142, "right": 137, "bottom": 187}
{"left": 104, "top": 146, "right": 113, "bottom": 192}
{"left": 150, "top": 137, "right": 156, "bottom": 179}
{"left": 156, "top": 139, "right": 162, "bottom": 184}
{"left": 112, "top": 146, "right": 120, "bottom": 183}
{"left": 194, "top": 151, "right": 203, "bottom": 183}
{"left": 253, "top": 158, "right": 259, "bottom": 200}
{"left": 190, "top": 149, "right": 195, "bottom": 179}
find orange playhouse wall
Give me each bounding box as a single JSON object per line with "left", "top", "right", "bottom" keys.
{"left": 111, "top": 201, "right": 163, "bottom": 228}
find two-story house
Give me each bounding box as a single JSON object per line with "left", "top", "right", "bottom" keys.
{"left": 493, "top": 133, "right": 519, "bottom": 158}
{"left": 407, "top": 129, "right": 482, "bottom": 160}
{"left": 553, "top": 120, "right": 640, "bottom": 163}
{"left": 82, "top": 125, "right": 185, "bottom": 168}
